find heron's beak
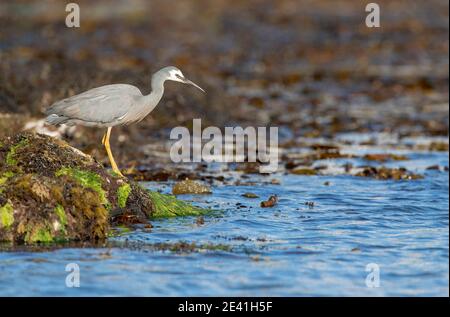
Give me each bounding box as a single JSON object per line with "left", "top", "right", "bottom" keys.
{"left": 184, "top": 78, "right": 205, "bottom": 93}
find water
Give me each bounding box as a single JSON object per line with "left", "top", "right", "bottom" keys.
{"left": 0, "top": 150, "right": 448, "bottom": 296}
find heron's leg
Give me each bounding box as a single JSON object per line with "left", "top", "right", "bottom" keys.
{"left": 103, "top": 127, "right": 124, "bottom": 177}
{"left": 101, "top": 131, "right": 107, "bottom": 145}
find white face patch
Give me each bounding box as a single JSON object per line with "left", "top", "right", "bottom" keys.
{"left": 168, "top": 69, "right": 184, "bottom": 82}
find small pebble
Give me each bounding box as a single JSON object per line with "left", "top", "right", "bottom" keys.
{"left": 242, "top": 192, "right": 259, "bottom": 198}
{"left": 196, "top": 216, "right": 205, "bottom": 225}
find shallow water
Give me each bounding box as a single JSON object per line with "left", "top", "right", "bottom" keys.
{"left": 0, "top": 148, "right": 448, "bottom": 296}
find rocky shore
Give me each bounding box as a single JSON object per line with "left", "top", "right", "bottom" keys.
{"left": 0, "top": 132, "right": 208, "bottom": 243}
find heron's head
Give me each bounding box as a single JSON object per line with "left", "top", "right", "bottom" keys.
{"left": 162, "top": 66, "right": 205, "bottom": 93}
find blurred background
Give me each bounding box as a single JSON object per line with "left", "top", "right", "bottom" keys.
{"left": 0, "top": 1, "right": 449, "bottom": 297}
{"left": 1, "top": 0, "right": 448, "bottom": 170}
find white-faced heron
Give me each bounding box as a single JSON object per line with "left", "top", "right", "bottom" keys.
{"left": 45, "top": 66, "right": 204, "bottom": 177}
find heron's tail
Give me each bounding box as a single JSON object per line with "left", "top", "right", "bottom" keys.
{"left": 45, "top": 114, "right": 68, "bottom": 126}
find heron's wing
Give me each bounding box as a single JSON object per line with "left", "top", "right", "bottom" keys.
{"left": 46, "top": 84, "right": 142, "bottom": 124}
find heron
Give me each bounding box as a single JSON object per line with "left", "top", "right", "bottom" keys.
{"left": 45, "top": 66, "right": 205, "bottom": 177}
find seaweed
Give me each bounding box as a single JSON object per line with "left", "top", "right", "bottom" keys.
{"left": 56, "top": 167, "right": 108, "bottom": 205}
{"left": 117, "top": 183, "right": 132, "bottom": 208}
{"left": 148, "top": 191, "right": 211, "bottom": 218}
{"left": 0, "top": 202, "right": 14, "bottom": 229}
{"left": 0, "top": 132, "right": 211, "bottom": 244}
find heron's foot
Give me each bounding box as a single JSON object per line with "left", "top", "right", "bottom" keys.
{"left": 112, "top": 166, "right": 124, "bottom": 178}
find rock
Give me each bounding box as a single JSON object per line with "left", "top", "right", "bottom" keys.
{"left": 363, "top": 153, "right": 409, "bottom": 162}
{"left": 270, "top": 179, "right": 281, "bottom": 185}
{"left": 290, "top": 168, "right": 318, "bottom": 175}
{"left": 428, "top": 142, "right": 448, "bottom": 152}
{"left": 196, "top": 216, "right": 205, "bottom": 225}
{"left": 235, "top": 162, "right": 261, "bottom": 174}
{"left": 242, "top": 192, "right": 259, "bottom": 198}
{"left": 0, "top": 132, "right": 209, "bottom": 243}
{"left": 310, "top": 144, "right": 340, "bottom": 151}
{"left": 172, "top": 179, "right": 212, "bottom": 195}
{"left": 260, "top": 195, "right": 278, "bottom": 208}
{"left": 355, "top": 166, "right": 423, "bottom": 180}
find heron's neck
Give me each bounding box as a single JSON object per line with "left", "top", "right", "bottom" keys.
{"left": 143, "top": 72, "right": 165, "bottom": 105}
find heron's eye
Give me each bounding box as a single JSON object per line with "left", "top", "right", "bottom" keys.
{"left": 175, "top": 74, "right": 184, "bottom": 80}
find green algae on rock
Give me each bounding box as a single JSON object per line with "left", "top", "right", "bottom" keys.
{"left": 6, "top": 138, "right": 28, "bottom": 166}
{"left": 0, "top": 132, "right": 210, "bottom": 244}
{"left": 0, "top": 171, "right": 15, "bottom": 187}
{"left": 148, "top": 191, "right": 211, "bottom": 218}
{"left": 54, "top": 204, "right": 68, "bottom": 233}
{"left": 55, "top": 167, "right": 109, "bottom": 205}
{"left": 0, "top": 202, "right": 14, "bottom": 229}
{"left": 117, "top": 183, "right": 132, "bottom": 208}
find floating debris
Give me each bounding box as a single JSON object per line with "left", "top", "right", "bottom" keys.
{"left": 290, "top": 168, "right": 318, "bottom": 175}
{"left": 363, "top": 154, "right": 409, "bottom": 162}
{"left": 261, "top": 195, "right": 278, "bottom": 208}
{"left": 428, "top": 142, "right": 449, "bottom": 152}
{"left": 355, "top": 167, "right": 423, "bottom": 180}
{"left": 195, "top": 216, "right": 205, "bottom": 225}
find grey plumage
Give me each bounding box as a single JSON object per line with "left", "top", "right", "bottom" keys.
{"left": 44, "top": 66, "right": 204, "bottom": 177}
{"left": 45, "top": 66, "right": 204, "bottom": 127}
